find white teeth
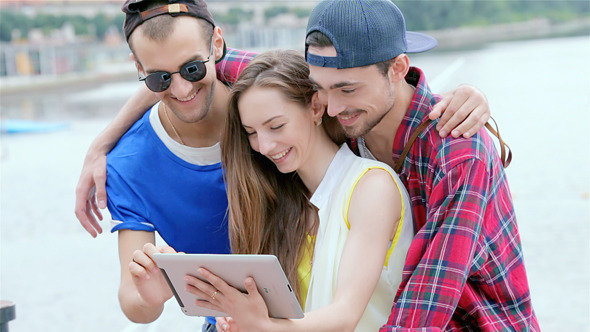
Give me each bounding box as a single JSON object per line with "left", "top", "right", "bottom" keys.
{"left": 270, "top": 148, "right": 290, "bottom": 160}
{"left": 177, "top": 90, "right": 198, "bottom": 102}
{"left": 339, "top": 114, "right": 356, "bottom": 120}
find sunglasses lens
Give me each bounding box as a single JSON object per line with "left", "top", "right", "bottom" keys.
{"left": 144, "top": 72, "right": 171, "bottom": 92}
{"left": 181, "top": 61, "right": 207, "bottom": 82}
{"left": 140, "top": 59, "right": 207, "bottom": 92}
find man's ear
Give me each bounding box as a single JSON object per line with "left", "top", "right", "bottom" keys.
{"left": 212, "top": 26, "right": 225, "bottom": 63}
{"left": 389, "top": 54, "right": 410, "bottom": 83}
{"left": 311, "top": 92, "right": 326, "bottom": 123}
{"left": 130, "top": 53, "right": 143, "bottom": 74}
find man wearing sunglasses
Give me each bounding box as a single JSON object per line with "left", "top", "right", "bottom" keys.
{"left": 94, "top": 1, "right": 251, "bottom": 330}
{"left": 74, "top": 0, "right": 492, "bottom": 330}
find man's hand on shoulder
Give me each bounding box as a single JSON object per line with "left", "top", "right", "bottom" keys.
{"left": 74, "top": 143, "right": 108, "bottom": 237}
{"left": 430, "top": 84, "right": 490, "bottom": 139}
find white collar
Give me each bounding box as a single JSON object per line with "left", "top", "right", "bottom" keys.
{"left": 310, "top": 144, "right": 356, "bottom": 210}
{"left": 149, "top": 102, "right": 221, "bottom": 165}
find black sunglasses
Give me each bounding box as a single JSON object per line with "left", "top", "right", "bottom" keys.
{"left": 139, "top": 56, "right": 211, "bottom": 92}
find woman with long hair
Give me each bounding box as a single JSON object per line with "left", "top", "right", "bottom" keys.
{"left": 186, "top": 49, "right": 414, "bottom": 331}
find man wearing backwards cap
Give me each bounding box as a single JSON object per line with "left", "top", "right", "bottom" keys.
{"left": 305, "top": 0, "right": 539, "bottom": 331}
{"left": 74, "top": 0, "right": 489, "bottom": 328}
{"left": 97, "top": 1, "right": 254, "bottom": 330}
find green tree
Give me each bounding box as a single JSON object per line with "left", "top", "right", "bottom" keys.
{"left": 214, "top": 8, "right": 253, "bottom": 25}
{"left": 291, "top": 8, "right": 312, "bottom": 19}
{"left": 397, "top": 0, "right": 589, "bottom": 30}
{"left": 68, "top": 15, "right": 92, "bottom": 36}
{"left": 112, "top": 14, "right": 125, "bottom": 34}
{"left": 264, "top": 6, "right": 289, "bottom": 20}
{"left": 93, "top": 13, "right": 110, "bottom": 40}
{"left": 32, "top": 13, "right": 64, "bottom": 34}
{"left": 0, "top": 11, "right": 32, "bottom": 41}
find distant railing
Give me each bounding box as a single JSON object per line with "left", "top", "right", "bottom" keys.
{"left": 0, "top": 27, "right": 306, "bottom": 81}
{"left": 0, "top": 42, "right": 131, "bottom": 78}
{"left": 229, "top": 26, "right": 306, "bottom": 52}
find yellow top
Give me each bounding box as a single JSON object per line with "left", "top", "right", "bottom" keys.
{"left": 297, "top": 234, "right": 314, "bottom": 307}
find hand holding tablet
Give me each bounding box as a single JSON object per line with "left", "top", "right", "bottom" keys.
{"left": 152, "top": 253, "right": 304, "bottom": 319}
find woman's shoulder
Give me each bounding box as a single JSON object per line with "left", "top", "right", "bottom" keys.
{"left": 348, "top": 157, "right": 404, "bottom": 212}
{"left": 354, "top": 166, "right": 398, "bottom": 195}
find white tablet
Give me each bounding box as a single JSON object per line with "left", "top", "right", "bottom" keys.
{"left": 152, "top": 253, "right": 304, "bottom": 319}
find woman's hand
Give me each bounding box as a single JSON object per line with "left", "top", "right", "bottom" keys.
{"left": 185, "top": 268, "right": 272, "bottom": 332}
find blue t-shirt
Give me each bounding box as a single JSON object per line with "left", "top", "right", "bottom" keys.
{"left": 107, "top": 109, "right": 230, "bottom": 255}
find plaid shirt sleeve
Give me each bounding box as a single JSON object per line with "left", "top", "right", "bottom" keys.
{"left": 215, "top": 47, "right": 258, "bottom": 84}
{"left": 381, "top": 156, "right": 489, "bottom": 331}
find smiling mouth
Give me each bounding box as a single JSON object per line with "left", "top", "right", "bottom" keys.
{"left": 337, "top": 112, "right": 360, "bottom": 124}
{"left": 270, "top": 147, "right": 292, "bottom": 160}
{"left": 176, "top": 88, "right": 199, "bottom": 102}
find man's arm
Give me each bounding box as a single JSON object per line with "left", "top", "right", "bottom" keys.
{"left": 74, "top": 85, "right": 157, "bottom": 237}
{"left": 380, "top": 158, "right": 489, "bottom": 331}
{"left": 118, "top": 230, "right": 174, "bottom": 323}
{"left": 430, "top": 85, "right": 490, "bottom": 138}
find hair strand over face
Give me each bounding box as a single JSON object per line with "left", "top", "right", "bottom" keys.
{"left": 221, "top": 50, "right": 319, "bottom": 303}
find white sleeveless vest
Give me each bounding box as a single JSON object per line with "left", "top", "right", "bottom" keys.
{"left": 305, "top": 144, "right": 414, "bottom": 331}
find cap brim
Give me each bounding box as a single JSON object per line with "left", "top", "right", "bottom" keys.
{"left": 406, "top": 31, "right": 437, "bottom": 53}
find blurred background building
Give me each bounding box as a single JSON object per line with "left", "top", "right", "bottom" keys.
{"left": 0, "top": 0, "right": 320, "bottom": 92}
{"left": 1, "top": 0, "right": 588, "bottom": 94}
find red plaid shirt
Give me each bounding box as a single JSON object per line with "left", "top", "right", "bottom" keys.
{"left": 215, "top": 47, "right": 258, "bottom": 84}
{"left": 372, "top": 67, "right": 539, "bottom": 331}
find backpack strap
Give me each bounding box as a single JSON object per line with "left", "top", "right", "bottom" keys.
{"left": 394, "top": 119, "right": 432, "bottom": 174}
{"left": 393, "top": 116, "right": 512, "bottom": 174}
{"left": 484, "top": 117, "right": 512, "bottom": 168}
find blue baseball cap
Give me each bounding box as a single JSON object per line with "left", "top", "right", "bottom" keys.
{"left": 306, "top": 0, "right": 438, "bottom": 69}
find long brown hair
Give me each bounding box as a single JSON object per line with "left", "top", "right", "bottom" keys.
{"left": 221, "top": 50, "right": 318, "bottom": 302}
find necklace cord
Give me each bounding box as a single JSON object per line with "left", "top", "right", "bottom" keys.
{"left": 163, "top": 103, "right": 186, "bottom": 145}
